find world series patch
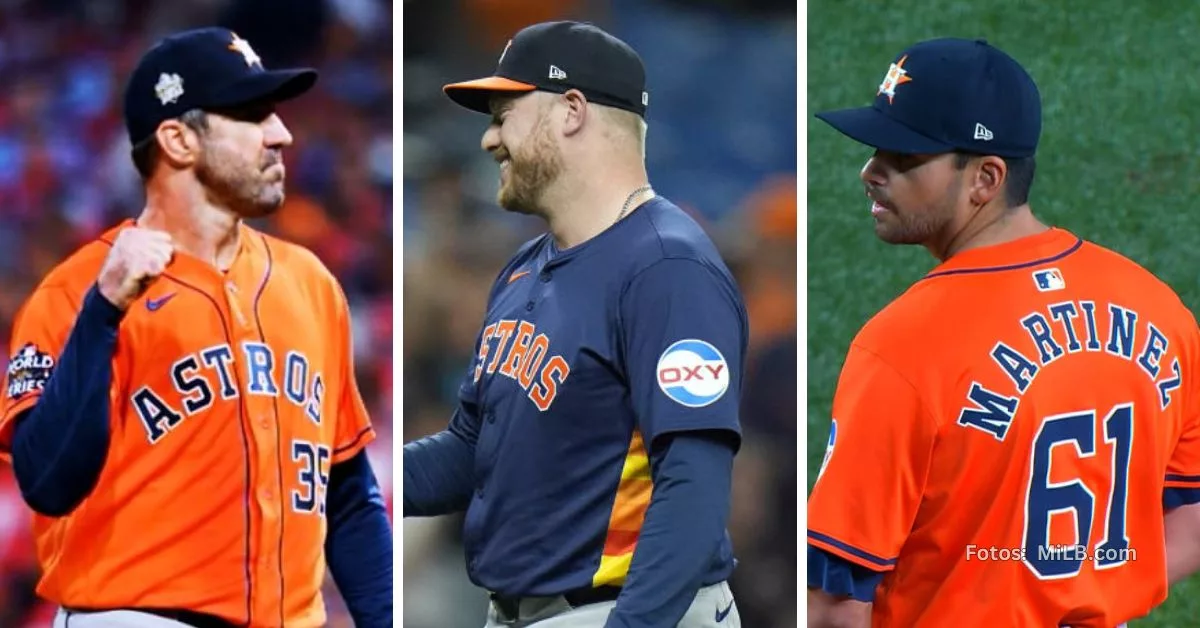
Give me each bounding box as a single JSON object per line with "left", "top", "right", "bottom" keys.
{"left": 6, "top": 342, "right": 55, "bottom": 400}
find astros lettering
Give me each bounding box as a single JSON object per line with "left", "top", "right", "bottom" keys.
{"left": 958, "top": 299, "right": 1184, "bottom": 440}
{"left": 133, "top": 342, "right": 324, "bottom": 444}
{"left": 473, "top": 318, "right": 570, "bottom": 411}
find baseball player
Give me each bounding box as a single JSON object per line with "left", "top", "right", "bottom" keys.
{"left": 0, "top": 28, "right": 392, "bottom": 627}
{"left": 807, "top": 38, "right": 1200, "bottom": 627}
{"left": 403, "top": 21, "right": 745, "bottom": 628}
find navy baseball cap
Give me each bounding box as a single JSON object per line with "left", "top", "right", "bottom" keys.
{"left": 443, "top": 21, "right": 649, "bottom": 118}
{"left": 816, "top": 38, "right": 1041, "bottom": 158}
{"left": 123, "top": 27, "right": 318, "bottom": 145}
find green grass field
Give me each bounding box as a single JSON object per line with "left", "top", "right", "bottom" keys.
{"left": 806, "top": 1, "right": 1200, "bottom": 624}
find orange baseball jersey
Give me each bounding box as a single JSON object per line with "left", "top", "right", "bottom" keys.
{"left": 808, "top": 228, "right": 1200, "bottom": 627}
{"left": 0, "top": 220, "right": 375, "bottom": 627}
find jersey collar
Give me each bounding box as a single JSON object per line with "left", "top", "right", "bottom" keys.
{"left": 545, "top": 196, "right": 661, "bottom": 265}
{"left": 923, "top": 227, "right": 1083, "bottom": 280}
{"left": 101, "top": 218, "right": 259, "bottom": 280}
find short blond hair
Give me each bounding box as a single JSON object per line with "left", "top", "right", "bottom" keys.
{"left": 534, "top": 91, "right": 648, "bottom": 157}
{"left": 595, "top": 105, "right": 647, "bottom": 158}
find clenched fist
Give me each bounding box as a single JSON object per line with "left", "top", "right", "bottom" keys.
{"left": 97, "top": 227, "right": 176, "bottom": 310}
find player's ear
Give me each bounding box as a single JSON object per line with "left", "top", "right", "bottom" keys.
{"left": 560, "top": 89, "right": 588, "bottom": 137}
{"left": 968, "top": 155, "right": 1007, "bottom": 207}
{"left": 154, "top": 118, "right": 202, "bottom": 169}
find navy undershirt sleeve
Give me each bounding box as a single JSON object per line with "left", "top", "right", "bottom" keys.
{"left": 401, "top": 249, "right": 524, "bottom": 519}
{"left": 325, "top": 449, "right": 393, "bottom": 627}
{"left": 1164, "top": 487, "right": 1200, "bottom": 510}
{"left": 10, "top": 283, "right": 123, "bottom": 517}
{"left": 402, "top": 405, "right": 480, "bottom": 517}
{"left": 807, "top": 545, "right": 885, "bottom": 602}
{"left": 604, "top": 431, "right": 735, "bottom": 628}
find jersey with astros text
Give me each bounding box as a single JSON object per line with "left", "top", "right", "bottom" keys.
{"left": 808, "top": 227, "right": 1200, "bottom": 627}
{"left": 0, "top": 220, "right": 375, "bottom": 627}
{"left": 455, "top": 197, "right": 747, "bottom": 597}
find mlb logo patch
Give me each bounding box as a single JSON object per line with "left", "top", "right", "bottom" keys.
{"left": 1033, "top": 268, "right": 1065, "bottom": 292}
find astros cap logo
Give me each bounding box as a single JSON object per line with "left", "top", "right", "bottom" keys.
{"left": 656, "top": 339, "right": 730, "bottom": 408}
{"left": 877, "top": 54, "right": 913, "bottom": 104}
{"left": 228, "top": 32, "right": 262, "bottom": 68}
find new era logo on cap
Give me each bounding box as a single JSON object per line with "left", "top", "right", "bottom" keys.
{"left": 974, "top": 123, "right": 993, "bottom": 141}
{"left": 549, "top": 65, "right": 567, "bottom": 80}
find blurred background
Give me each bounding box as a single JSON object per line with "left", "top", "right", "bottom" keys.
{"left": 0, "top": 0, "right": 393, "bottom": 626}
{"left": 403, "top": 0, "right": 796, "bottom": 627}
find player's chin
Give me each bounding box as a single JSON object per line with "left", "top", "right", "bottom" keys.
{"left": 497, "top": 190, "right": 536, "bottom": 215}
{"left": 871, "top": 214, "right": 895, "bottom": 238}
{"left": 872, "top": 220, "right": 923, "bottom": 245}
{"left": 239, "top": 193, "right": 286, "bottom": 218}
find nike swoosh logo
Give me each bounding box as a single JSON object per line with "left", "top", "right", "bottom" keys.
{"left": 508, "top": 270, "right": 530, "bottom": 284}
{"left": 146, "top": 293, "right": 176, "bottom": 312}
{"left": 715, "top": 601, "right": 733, "bottom": 622}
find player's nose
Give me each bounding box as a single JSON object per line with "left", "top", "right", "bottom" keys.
{"left": 262, "top": 113, "right": 294, "bottom": 148}
{"left": 860, "top": 155, "right": 886, "bottom": 186}
{"left": 481, "top": 125, "right": 501, "bottom": 153}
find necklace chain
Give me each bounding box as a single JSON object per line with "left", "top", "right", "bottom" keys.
{"left": 615, "top": 185, "right": 653, "bottom": 225}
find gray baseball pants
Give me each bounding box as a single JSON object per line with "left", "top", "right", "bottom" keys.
{"left": 484, "top": 580, "right": 740, "bottom": 627}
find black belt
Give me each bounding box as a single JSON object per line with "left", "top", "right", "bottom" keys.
{"left": 491, "top": 585, "right": 622, "bottom": 619}
{"left": 138, "top": 608, "right": 240, "bottom": 628}
{"left": 64, "top": 608, "right": 240, "bottom": 628}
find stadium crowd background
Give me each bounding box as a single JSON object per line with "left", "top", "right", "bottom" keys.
{"left": 402, "top": 0, "right": 797, "bottom": 626}
{"left": 0, "top": 0, "right": 393, "bottom": 625}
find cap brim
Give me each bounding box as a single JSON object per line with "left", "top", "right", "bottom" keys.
{"left": 815, "top": 106, "right": 954, "bottom": 155}
{"left": 213, "top": 68, "right": 319, "bottom": 108}
{"left": 443, "top": 76, "right": 537, "bottom": 114}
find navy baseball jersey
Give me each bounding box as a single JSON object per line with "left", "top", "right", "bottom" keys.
{"left": 454, "top": 196, "right": 747, "bottom": 596}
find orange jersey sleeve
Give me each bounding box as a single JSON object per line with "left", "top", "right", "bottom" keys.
{"left": 1165, "top": 327, "right": 1200, "bottom": 497}
{"left": 807, "top": 341, "right": 939, "bottom": 573}
{"left": 329, "top": 282, "right": 375, "bottom": 464}
{"left": 0, "top": 283, "right": 85, "bottom": 456}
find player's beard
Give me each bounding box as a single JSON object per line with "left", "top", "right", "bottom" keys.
{"left": 195, "top": 142, "right": 287, "bottom": 219}
{"left": 872, "top": 183, "right": 959, "bottom": 246}
{"left": 497, "top": 112, "right": 563, "bottom": 216}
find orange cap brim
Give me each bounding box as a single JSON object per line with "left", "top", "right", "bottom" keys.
{"left": 443, "top": 76, "right": 538, "bottom": 114}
